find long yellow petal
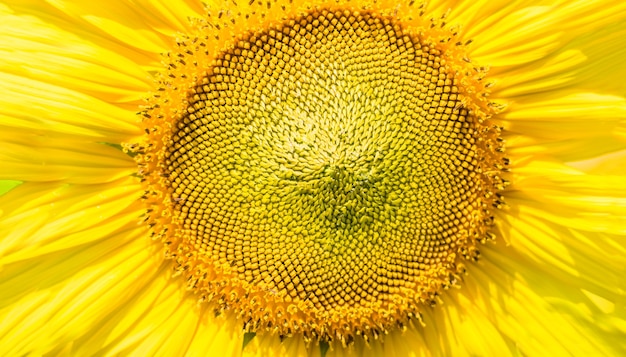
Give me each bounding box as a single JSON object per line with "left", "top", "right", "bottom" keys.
{"left": 0, "top": 178, "right": 141, "bottom": 262}
{"left": 0, "top": 3, "right": 152, "bottom": 104}
{"left": 0, "top": 226, "right": 152, "bottom": 356}
{"left": 0, "top": 72, "right": 140, "bottom": 140}
{"left": 0, "top": 139, "right": 136, "bottom": 183}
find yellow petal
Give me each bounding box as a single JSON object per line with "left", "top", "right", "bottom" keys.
{"left": 0, "top": 72, "right": 140, "bottom": 140}
{"left": 4, "top": 0, "right": 168, "bottom": 53}
{"left": 468, "top": 246, "right": 626, "bottom": 356}
{"left": 501, "top": 93, "right": 626, "bottom": 161}
{"left": 493, "top": 21, "right": 626, "bottom": 98}
{"left": 568, "top": 149, "right": 626, "bottom": 176}
{"left": 0, "top": 226, "right": 153, "bottom": 356}
{"left": 506, "top": 160, "right": 626, "bottom": 235}
{"left": 0, "top": 138, "right": 136, "bottom": 183}
{"left": 0, "top": 3, "right": 152, "bottom": 104}
{"left": 96, "top": 267, "right": 244, "bottom": 356}
{"left": 504, "top": 93, "right": 626, "bottom": 137}
{"left": 0, "top": 178, "right": 141, "bottom": 262}
{"left": 128, "top": 0, "right": 205, "bottom": 34}
{"left": 468, "top": 0, "right": 626, "bottom": 68}
{"left": 243, "top": 332, "right": 319, "bottom": 357}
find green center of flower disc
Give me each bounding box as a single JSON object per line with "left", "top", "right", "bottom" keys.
{"left": 137, "top": 8, "right": 505, "bottom": 343}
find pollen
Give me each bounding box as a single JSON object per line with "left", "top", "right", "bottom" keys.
{"left": 134, "top": 4, "right": 507, "bottom": 345}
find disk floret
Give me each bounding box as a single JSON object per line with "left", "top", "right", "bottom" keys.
{"left": 134, "top": 5, "right": 507, "bottom": 344}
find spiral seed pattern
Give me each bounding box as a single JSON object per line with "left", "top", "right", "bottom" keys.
{"left": 137, "top": 7, "right": 506, "bottom": 343}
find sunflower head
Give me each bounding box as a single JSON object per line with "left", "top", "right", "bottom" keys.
{"left": 130, "top": 0, "right": 507, "bottom": 344}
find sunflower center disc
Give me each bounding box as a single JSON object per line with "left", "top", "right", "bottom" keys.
{"left": 139, "top": 8, "right": 504, "bottom": 343}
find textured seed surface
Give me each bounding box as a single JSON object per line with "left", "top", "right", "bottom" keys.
{"left": 139, "top": 7, "right": 504, "bottom": 343}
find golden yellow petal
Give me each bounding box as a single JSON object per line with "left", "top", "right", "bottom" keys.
{"left": 98, "top": 268, "right": 243, "bottom": 356}
{"left": 3, "top": 0, "right": 168, "bottom": 53}
{"left": 0, "top": 178, "right": 141, "bottom": 264}
{"left": 568, "top": 149, "right": 626, "bottom": 176}
{"left": 468, "top": 0, "right": 626, "bottom": 68}
{"left": 0, "top": 138, "right": 136, "bottom": 184}
{"left": 503, "top": 94, "right": 626, "bottom": 138}
{"left": 469, "top": 246, "right": 626, "bottom": 355}
{"left": 501, "top": 93, "right": 626, "bottom": 161}
{"left": 243, "top": 332, "right": 319, "bottom": 357}
{"left": 0, "top": 226, "right": 152, "bottom": 356}
{"left": 129, "top": 0, "right": 205, "bottom": 33}
{"left": 0, "top": 3, "right": 153, "bottom": 104}
{"left": 505, "top": 160, "right": 626, "bottom": 235}
{"left": 183, "top": 309, "right": 246, "bottom": 357}
{"left": 0, "top": 72, "right": 140, "bottom": 140}
{"left": 493, "top": 21, "right": 626, "bottom": 99}
{"left": 496, "top": 211, "right": 625, "bottom": 296}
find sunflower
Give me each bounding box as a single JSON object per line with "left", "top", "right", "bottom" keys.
{"left": 1, "top": 0, "right": 625, "bottom": 355}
